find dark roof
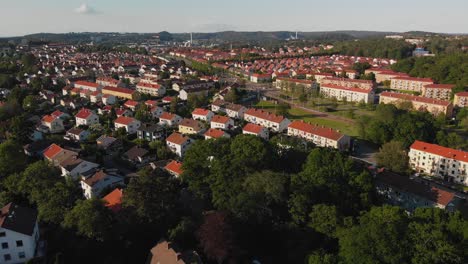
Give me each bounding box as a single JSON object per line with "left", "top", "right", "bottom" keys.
{"left": 138, "top": 123, "right": 164, "bottom": 133}
{"left": 124, "top": 146, "right": 149, "bottom": 160}
{"left": 0, "top": 203, "right": 37, "bottom": 236}
{"left": 376, "top": 171, "right": 456, "bottom": 206}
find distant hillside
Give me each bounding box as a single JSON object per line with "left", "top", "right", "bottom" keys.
{"left": 2, "top": 30, "right": 453, "bottom": 45}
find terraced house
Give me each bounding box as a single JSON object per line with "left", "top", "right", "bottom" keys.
{"left": 243, "top": 108, "right": 290, "bottom": 132}
{"left": 287, "top": 120, "right": 350, "bottom": 151}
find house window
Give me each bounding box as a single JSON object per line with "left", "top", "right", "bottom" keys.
{"left": 4, "top": 254, "right": 11, "bottom": 261}
{"left": 18, "top": 252, "right": 25, "bottom": 259}
{"left": 1, "top": 242, "right": 8, "bottom": 249}
{"left": 0, "top": 232, "right": 5, "bottom": 237}
{"left": 16, "top": 240, "right": 23, "bottom": 247}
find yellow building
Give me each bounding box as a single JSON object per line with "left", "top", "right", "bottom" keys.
{"left": 102, "top": 86, "right": 135, "bottom": 100}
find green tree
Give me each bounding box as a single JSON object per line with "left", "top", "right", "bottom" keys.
{"left": 63, "top": 199, "right": 114, "bottom": 241}
{"left": 375, "top": 141, "right": 409, "bottom": 174}
{"left": 0, "top": 140, "right": 27, "bottom": 177}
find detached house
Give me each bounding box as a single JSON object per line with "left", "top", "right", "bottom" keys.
{"left": 65, "top": 127, "right": 90, "bottom": 142}
{"left": 0, "top": 203, "right": 40, "bottom": 264}
{"left": 81, "top": 170, "right": 124, "bottom": 199}
{"left": 59, "top": 156, "right": 99, "bottom": 180}
{"left": 114, "top": 116, "right": 141, "bottom": 134}
{"left": 164, "top": 160, "right": 183, "bottom": 177}
{"left": 124, "top": 146, "right": 155, "bottom": 167}
{"left": 243, "top": 123, "right": 269, "bottom": 140}
{"left": 40, "top": 115, "right": 64, "bottom": 134}
{"left": 204, "top": 128, "right": 230, "bottom": 140}
{"left": 43, "top": 144, "right": 78, "bottom": 166}
{"left": 210, "top": 115, "right": 234, "bottom": 130}
{"left": 225, "top": 103, "right": 247, "bottom": 119}
{"left": 166, "top": 132, "right": 194, "bottom": 157}
{"left": 192, "top": 108, "right": 214, "bottom": 122}
{"left": 179, "top": 119, "right": 204, "bottom": 135}
{"left": 159, "top": 112, "right": 182, "bottom": 127}
{"left": 137, "top": 123, "right": 165, "bottom": 141}
{"left": 75, "top": 108, "right": 99, "bottom": 126}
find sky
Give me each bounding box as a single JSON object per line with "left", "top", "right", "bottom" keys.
{"left": 0, "top": 0, "right": 467, "bottom": 37}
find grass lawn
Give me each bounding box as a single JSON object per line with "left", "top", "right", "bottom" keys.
{"left": 255, "top": 101, "right": 359, "bottom": 137}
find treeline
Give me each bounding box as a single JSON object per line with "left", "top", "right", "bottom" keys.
{"left": 391, "top": 52, "right": 468, "bottom": 91}
{"left": 332, "top": 39, "right": 415, "bottom": 59}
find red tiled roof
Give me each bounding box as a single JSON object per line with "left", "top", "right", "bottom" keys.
{"left": 145, "top": 100, "right": 157, "bottom": 107}
{"left": 321, "top": 84, "right": 373, "bottom": 94}
{"left": 164, "top": 160, "right": 183, "bottom": 176}
{"left": 245, "top": 108, "right": 286, "bottom": 123}
{"left": 42, "top": 115, "right": 56, "bottom": 123}
{"left": 75, "top": 108, "right": 94, "bottom": 119}
{"left": 204, "top": 128, "right": 226, "bottom": 138}
{"left": 137, "top": 82, "right": 161, "bottom": 89}
{"left": 115, "top": 116, "right": 136, "bottom": 126}
{"left": 380, "top": 92, "right": 451, "bottom": 107}
{"left": 160, "top": 112, "right": 177, "bottom": 120}
{"left": 75, "top": 81, "right": 100, "bottom": 88}
{"left": 288, "top": 120, "right": 344, "bottom": 141}
{"left": 124, "top": 100, "right": 139, "bottom": 107}
{"left": 102, "top": 86, "right": 135, "bottom": 95}
{"left": 455, "top": 92, "right": 468, "bottom": 97}
{"left": 410, "top": 140, "right": 468, "bottom": 163}
{"left": 243, "top": 123, "right": 264, "bottom": 134}
{"left": 323, "top": 77, "right": 373, "bottom": 84}
{"left": 391, "top": 76, "right": 434, "bottom": 82}
{"left": 166, "top": 132, "right": 190, "bottom": 145}
{"left": 51, "top": 110, "right": 64, "bottom": 118}
{"left": 83, "top": 170, "right": 108, "bottom": 186}
{"left": 192, "top": 108, "right": 211, "bottom": 116}
{"left": 43, "top": 143, "right": 63, "bottom": 159}
{"left": 211, "top": 115, "right": 230, "bottom": 124}
{"left": 103, "top": 188, "right": 123, "bottom": 213}
{"left": 424, "top": 84, "right": 455, "bottom": 89}
{"left": 431, "top": 187, "right": 455, "bottom": 206}
{"left": 162, "top": 96, "right": 173, "bottom": 102}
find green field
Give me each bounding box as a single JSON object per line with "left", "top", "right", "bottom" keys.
{"left": 255, "top": 101, "right": 359, "bottom": 137}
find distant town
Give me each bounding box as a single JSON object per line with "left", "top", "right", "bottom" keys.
{"left": 0, "top": 30, "right": 467, "bottom": 264}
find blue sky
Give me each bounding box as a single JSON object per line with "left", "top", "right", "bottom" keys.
{"left": 0, "top": 0, "right": 467, "bottom": 36}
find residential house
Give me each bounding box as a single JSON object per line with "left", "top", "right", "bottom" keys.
{"left": 124, "top": 100, "right": 140, "bottom": 111}
{"left": 136, "top": 82, "right": 166, "bottom": 97}
{"left": 179, "top": 119, "right": 204, "bottom": 135}
{"left": 243, "top": 123, "right": 269, "bottom": 140}
{"left": 164, "top": 160, "right": 183, "bottom": 177}
{"left": 454, "top": 92, "right": 468, "bottom": 108}
{"left": 114, "top": 116, "right": 141, "bottom": 134}
{"left": 159, "top": 112, "right": 182, "bottom": 127}
{"left": 0, "top": 203, "right": 40, "bottom": 263}
{"left": 40, "top": 115, "right": 64, "bottom": 133}
{"left": 102, "top": 86, "right": 135, "bottom": 100}
{"left": 390, "top": 77, "right": 434, "bottom": 93}
{"left": 321, "top": 77, "right": 374, "bottom": 90}
{"left": 225, "top": 103, "right": 247, "bottom": 119}
{"left": 422, "top": 84, "right": 454, "bottom": 101}
{"left": 250, "top": 73, "right": 271, "bottom": 83}
{"left": 103, "top": 188, "right": 123, "bottom": 213}
{"left": 204, "top": 128, "right": 230, "bottom": 140}
{"left": 146, "top": 240, "right": 201, "bottom": 264}
{"left": 166, "top": 132, "right": 194, "bottom": 157}
{"left": 123, "top": 146, "right": 155, "bottom": 167}
{"left": 64, "top": 127, "right": 90, "bottom": 142}
{"left": 75, "top": 108, "right": 99, "bottom": 126}
{"left": 149, "top": 106, "right": 164, "bottom": 119}
{"left": 116, "top": 108, "right": 133, "bottom": 117}
{"left": 178, "top": 87, "right": 210, "bottom": 101}
{"left": 137, "top": 123, "right": 165, "bottom": 141}
{"left": 43, "top": 144, "right": 78, "bottom": 166}
{"left": 210, "top": 115, "right": 234, "bottom": 130}
{"left": 74, "top": 81, "right": 101, "bottom": 92}
{"left": 59, "top": 156, "right": 99, "bottom": 179}
{"left": 192, "top": 108, "right": 214, "bottom": 122}
{"left": 81, "top": 170, "right": 124, "bottom": 199}
{"left": 288, "top": 120, "right": 350, "bottom": 151}
{"left": 244, "top": 108, "right": 290, "bottom": 132}
{"left": 101, "top": 94, "right": 116, "bottom": 105}
{"left": 96, "top": 135, "right": 121, "bottom": 153}
{"left": 320, "top": 84, "right": 374, "bottom": 103}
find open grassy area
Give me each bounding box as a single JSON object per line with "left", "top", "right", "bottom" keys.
{"left": 255, "top": 100, "right": 359, "bottom": 137}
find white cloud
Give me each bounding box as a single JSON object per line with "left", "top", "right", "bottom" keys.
{"left": 74, "top": 3, "right": 97, "bottom": 15}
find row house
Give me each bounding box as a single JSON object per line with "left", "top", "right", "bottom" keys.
{"left": 409, "top": 140, "right": 468, "bottom": 186}
{"left": 242, "top": 123, "right": 269, "bottom": 140}
{"left": 166, "top": 132, "right": 194, "bottom": 157}
{"left": 274, "top": 78, "right": 313, "bottom": 90}
{"left": 74, "top": 81, "right": 101, "bottom": 92}
{"left": 287, "top": 120, "right": 350, "bottom": 151}
{"left": 454, "top": 92, "right": 468, "bottom": 108}
{"left": 75, "top": 108, "right": 99, "bottom": 126}
{"left": 320, "top": 84, "right": 374, "bottom": 104}
{"left": 136, "top": 82, "right": 166, "bottom": 97}
{"left": 102, "top": 86, "right": 135, "bottom": 100}
{"left": 379, "top": 92, "right": 453, "bottom": 117}
{"left": 114, "top": 116, "right": 141, "bottom": 134}
{"left": 321, "top": 77, "right": 374, "bottom": 90}
{"left": 244, "top": 108, "right": 290, "bottom": 132}
{"left": 390, "top": 76, "right": 434, "bottom": 93}
{"left": 422, "top": 84, "right": 454, "bottom": 101}
{"left": 96, "top": 77, "right": 120, "bottom": 87}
